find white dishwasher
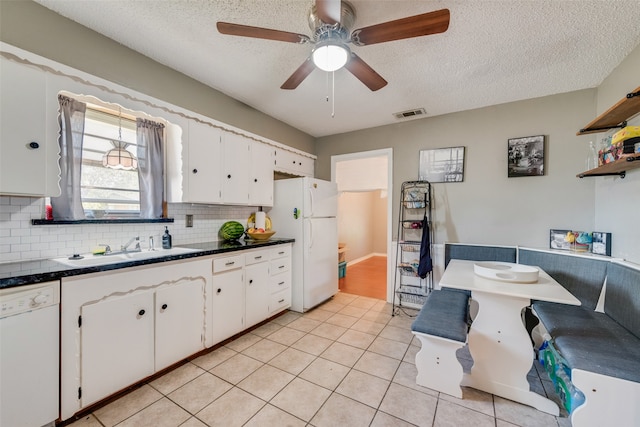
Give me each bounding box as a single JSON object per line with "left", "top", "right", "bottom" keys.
{"left": 1, "top": 281, "right": 60, "bottom": 427}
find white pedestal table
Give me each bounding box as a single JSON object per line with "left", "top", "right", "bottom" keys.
{"left": 440, "top": 259, "right": 581, "bottom": 416}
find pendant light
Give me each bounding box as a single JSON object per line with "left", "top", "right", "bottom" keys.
{"left": 102, "top": 107, "right": 138, "bottom": 170}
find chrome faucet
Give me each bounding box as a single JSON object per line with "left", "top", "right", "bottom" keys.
{"left": 98, "top": 244, "right": 112, "bottom": 254}
{"left": 121, "top": 236, "right": 141, "bottom": 253}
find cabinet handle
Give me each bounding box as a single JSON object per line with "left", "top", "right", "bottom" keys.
{"left": 278, "top": 299, "right": 285, "bottom": 303}
{"left": 249, "top": 279, "right": 253, "bottom": 284}
{"left": 161, "top": 304, "right": 168, "bottom": 310}
{"left": 279, "top": 265, "right": 285, "bottom": 269}
{"left": 225, "top": 261, "right": 235, "bottom": 266}
{"left": 278, "top": 251, "right": 285, "bottom": 255}
{"left": 192, "top": 168, "right": 198, "bottom": 174}
{"left": 28, "top": 141, "right": 40, "bottom": 149}
{"left": 278, "top": 281, "right": 285, "bottom": 286}
{"left": 254, "top": 256, "right": 262, "bottom": 260}
{"left": 217, "top": 288, "right": 222, "bottom": 294}
{"left": 138, "top": 309, "right": 146, "bottom": 316}
{"left": 292, "top": 160, "right": 296, "bottom": 164}
{"left": 227, "top": 174, "right": 232, "bottom": 179}
{"left": 254, "top": 178, "right": 258, "bottom": 182}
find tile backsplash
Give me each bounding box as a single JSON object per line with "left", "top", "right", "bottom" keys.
{"left": 0, "top": 196, "right": 257, "bottom": 264}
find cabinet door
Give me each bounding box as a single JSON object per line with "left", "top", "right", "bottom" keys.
{"left": 221, "top": 132, "right": 250, "bottom": 204}
{"left": 155, "top": 278, "right": 206, "bottom": 371}
{"left": 187, "top": 121, "right": 222, "bottom": 203}
{"left": 249, "top": 141, "right": 274, "bottom": 207}
{"left": 0, "top": 58, "right": 47, "bottom": 196}
{"left": 245, "top": 262, "right": 270, "bottom": 328}
{"left": 80, "top": 291, "right": 154, "bottom": 408}
{"left": 211, "top": 268, "right": 245, "bottom": 345}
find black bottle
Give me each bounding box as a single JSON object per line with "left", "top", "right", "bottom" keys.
{"left": 162, "top": 226, "right": 172, "bottom": 249}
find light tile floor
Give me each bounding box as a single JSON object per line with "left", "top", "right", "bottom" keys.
{"left": 67, "top": 292, "right": 570, "bottom": 427}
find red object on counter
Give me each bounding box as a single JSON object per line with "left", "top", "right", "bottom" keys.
{"left": 45, "top": 204, "right": 53, "bottom": 220}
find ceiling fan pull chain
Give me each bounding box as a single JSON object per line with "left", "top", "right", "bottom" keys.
{"left": 331, "top": 70, "right": 336, "bottom": 118}
{"left": 325, "top": 70, "right": 330, "bottom": 103}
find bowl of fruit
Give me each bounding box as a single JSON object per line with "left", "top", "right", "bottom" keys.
{"left": 246, "top": 228, "right": 276, "bottom": 241}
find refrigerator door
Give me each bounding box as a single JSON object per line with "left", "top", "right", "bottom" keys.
{"left": 303, "top": 178, "right": 338, "bottom": 218}
{"left": 303, "top": 217, "right": 338, "bottom": 310}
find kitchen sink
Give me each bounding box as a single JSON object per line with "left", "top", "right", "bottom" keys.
{"left": 52, "top": 247, "right": 199, "bottom": 268}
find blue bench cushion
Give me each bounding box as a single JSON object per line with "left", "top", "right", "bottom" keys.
{"left": 533, "top": 301, "right": 640, "bottom": 383}
{"left": 411, "top": 289, "right": 469, "bottom": 343}
{"left": 444, "top": 243, "right": 517, "bottom": 268}
{"left": 519, "top": 249, "right": 608, "bottom": 310}
{"left": 604, "top": 262, "right": 640, "bottom": 339}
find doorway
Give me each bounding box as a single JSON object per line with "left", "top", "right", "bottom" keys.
{"left": 331, "top": 149, "right": 393, "bottom": 302}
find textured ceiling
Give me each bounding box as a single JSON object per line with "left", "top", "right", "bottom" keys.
{"left": 34, "top": 0, "right": 640, "bottom": 138}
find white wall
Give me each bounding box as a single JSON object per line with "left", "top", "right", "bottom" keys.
{"left": 593, "top": 44, "right": 640, "bottom": 262}
{"left": 337, "top": 191, "right": 387, "bottom": 262}
{"left": 316, "top": 89, "right": 597, "bottom": 252}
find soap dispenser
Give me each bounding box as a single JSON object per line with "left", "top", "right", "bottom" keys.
{"left": 162, "top": 226, "right": 172, "bottom": 249}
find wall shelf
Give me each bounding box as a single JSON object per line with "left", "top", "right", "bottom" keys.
{"left": 577, "top": 154, "right": 640, "bottom": 178}
{"left": 577, "top": 86, "right": 640, "bottom": 135}
{"left": 576, "top": 86, "right": 640, "bottom": 178}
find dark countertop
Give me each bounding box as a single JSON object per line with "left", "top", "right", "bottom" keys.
{"left": 0, "top": 238, "right": 294, "bottom": 289}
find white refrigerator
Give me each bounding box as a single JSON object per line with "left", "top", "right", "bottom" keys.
{"left": 269, "top": 177, "right": 338, "bottom": 312}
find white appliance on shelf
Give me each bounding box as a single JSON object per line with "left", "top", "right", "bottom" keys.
{"left": 1, "top": 281, "right": 60, "bottom": 427}
{"left": 269, "top": 177, "right": 338, "bottom": 312}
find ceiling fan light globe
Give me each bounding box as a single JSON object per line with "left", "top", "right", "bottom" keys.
{"left": 312, "top": 44, "right": 349, "bottom": 72}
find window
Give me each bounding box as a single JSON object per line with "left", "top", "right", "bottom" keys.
{"left": 81, "top": 106, "right": 140, "bottom": 217}
{"left": 51, "top": 93, "right": 167, "bottom": 221}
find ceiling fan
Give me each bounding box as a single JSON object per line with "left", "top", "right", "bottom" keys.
{"left": 216, "top": 0, "right": 450, "bottom": 91}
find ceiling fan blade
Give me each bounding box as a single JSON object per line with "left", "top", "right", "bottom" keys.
{"left": 281, "top": 58, "right": 316, "bottom": 90}
{"left": 315, "top": 0, "right": 342, "bottom": 25}
{"left": 344, "top": 53, "right": 387, "bottom": 91}
{"left": 351, "top": 8, "right": 450, "bottom": 46}
{"left": 217, "top": 22, "right": 310, "bottom": 44}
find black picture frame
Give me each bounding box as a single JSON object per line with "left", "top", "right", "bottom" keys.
{"left": 508, "top": 135, "right": 545, "bottom": 177}
{"left": 419, "top": 146, "right": 465, "bottom": 183}
{"left": 592, "top": 232, "right": 612, "bottom": 256}
{"left": 550, "top": 229, "right": 571, "bottom": 251}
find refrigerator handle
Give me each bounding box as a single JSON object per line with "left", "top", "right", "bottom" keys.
{"left": 308, "top": 220, "right": 314, "bottom": 249}
{"left": 308, "top": 187, "right": 314, "bottom": 217}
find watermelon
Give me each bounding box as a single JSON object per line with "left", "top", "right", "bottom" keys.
{"left": 219, "top": 221, "right": 245, "bottom": 241}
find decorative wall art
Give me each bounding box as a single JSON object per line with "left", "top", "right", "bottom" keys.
{"left": 550, "top": 229, "right": 572, "bottom": 251}
{"left": 592, "top": 232, "right": 612, "bottom": 256}
{"left": 419, "top": 146, "right": 465, "bottom": 183}
{"left": 508, "top": 135, "right": 545, "bottom": 177}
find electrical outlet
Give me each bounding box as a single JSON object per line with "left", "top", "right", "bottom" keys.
{"left": 185, "top": 214, "right": 193, "bottom": 228}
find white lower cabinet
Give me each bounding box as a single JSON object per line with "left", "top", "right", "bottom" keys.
{"left": 80, "top": 291, "right": 155, "bottom": 407}
{"left": 155, "top": 280, "right": 205, "bottom": 371}
{"left": 211, "top": 254, "right": 245, "bottom": 345}
{"left": 245, "top": 250, "right": 271, "bottom": 328}
{"left": 269, "top": 246, "right": 292, "bottom": 314}
{"left": 61, "top": 259, "right": 210, "bottom": 419}
{"left": 61, "top": 245, "right": 292, "bottom": 421}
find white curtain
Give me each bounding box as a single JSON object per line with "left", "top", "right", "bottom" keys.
{"left": 51, "top": 95, "right": 86, "bottom": 220}
{"left": 136, "top": 118, "right": 164, "bottom": 218}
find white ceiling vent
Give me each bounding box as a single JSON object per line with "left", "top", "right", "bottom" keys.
{"left": 393, "top": 108, "right": 427, "bottom": 120}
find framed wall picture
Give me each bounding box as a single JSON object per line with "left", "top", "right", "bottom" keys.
{"left": 419, "top": 146, "right": 465, "bottom": 183}
{"left": 592, "top": 232, "right": 612, "bottom": 256}
{"left": 550, "top": 229, "right": 572, "bottom": 251}
{"left": 508, "top": 135, "right": 545, "bottom": 177}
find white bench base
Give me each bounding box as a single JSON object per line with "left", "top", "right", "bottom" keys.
{"left": 570, "top": 369, "right": 640, "bottom": 427}
{"left": 412, "top": 331, "right": 465, "bottom": 398}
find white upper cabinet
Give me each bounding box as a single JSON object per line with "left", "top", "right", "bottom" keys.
{"left": 221, "top": 132, "right": 250, "bottom": 205}
{"left": 274, "top": 147, "right": 314, "bottom": 177}
{"left": 0, "top": 58, "right": 52, "bottom": 196}
{"left": 249, "top": 140, "right": 274, "bottom": 206}
{"left": 185, "top": 121, "right": 223, "bottom": 204}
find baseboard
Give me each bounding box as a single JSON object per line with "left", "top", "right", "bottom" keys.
{"left": 348, "top": 253, "right": 386, "bottom": 266}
